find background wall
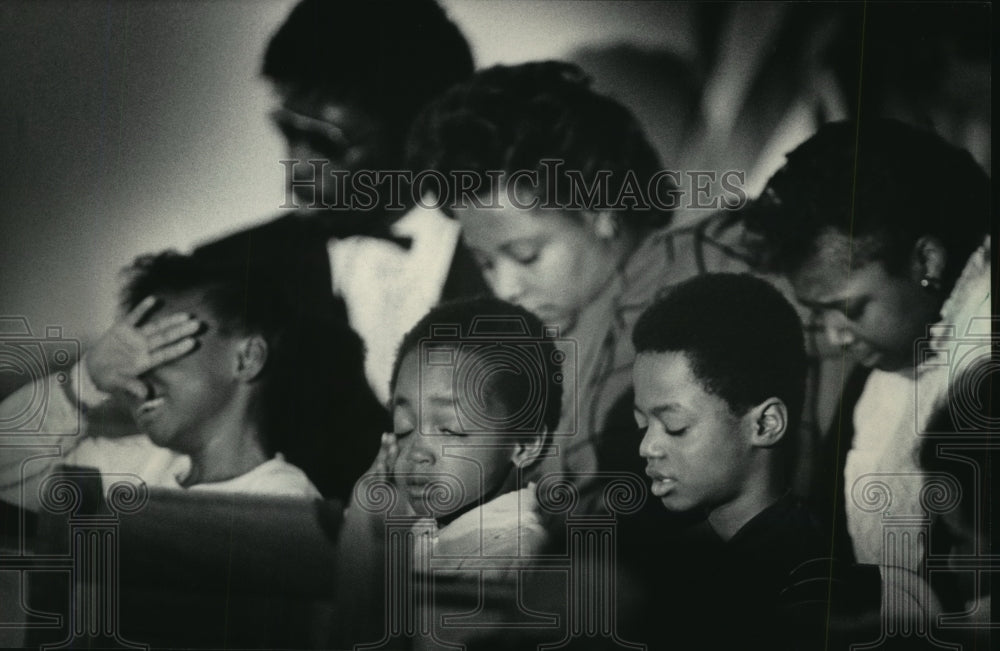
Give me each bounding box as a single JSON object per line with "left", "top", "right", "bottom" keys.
{"left": 0, "top": 1, "right": 990, "bottom": 352}
{"left": 0, "top": 0, "right": 700, "bottom": 349}
{"left": 2, "top": 1, "right": 294, "bottom": 346}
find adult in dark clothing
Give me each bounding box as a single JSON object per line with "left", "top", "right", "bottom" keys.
{"left": 194, "top": 0, "right": 487, "bottom": 499}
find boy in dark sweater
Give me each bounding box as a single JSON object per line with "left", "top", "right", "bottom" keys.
{"left": 631, "top": 273, "right": 833, "bottom": 648}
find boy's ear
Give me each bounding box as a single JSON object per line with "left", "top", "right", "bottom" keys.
{"left": 511, "top": 430, "right": 546, "bottom": 468}
{"left": 750, "top": 398, "right": 787, "bottom": 448}
{"left": 235, "top": 336, "right": 268, "bottom": 382}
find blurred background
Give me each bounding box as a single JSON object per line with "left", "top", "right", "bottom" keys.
{"left": 0, "top": 1, "right": 991, "bottom": 356}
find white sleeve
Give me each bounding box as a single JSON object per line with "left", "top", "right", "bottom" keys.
{"left": 0, "top": 360, "right": 108, "bottom": 510}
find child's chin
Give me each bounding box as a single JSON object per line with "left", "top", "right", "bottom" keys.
{"left": 144, "top": 427, "right": 177, "bottom": 449}
{"left": 657, "top": 493, "right": 692, "bottom": 512}
{"left": 409, "top": 495, "right": 480, "bottom": 524}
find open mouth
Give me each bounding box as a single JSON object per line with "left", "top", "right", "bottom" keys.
{"left": 646, "top": 469, "right": 677, "bottom": 497}
{"left": 137, "top": 397, "right": 165, "bottom": 415}
{"left": 134, "top": 383, "right": 165, "bottom": 419}
{"left": 649, "top": 478, "right": 677, "bottom": 497}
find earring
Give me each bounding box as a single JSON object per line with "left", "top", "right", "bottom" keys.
{"left": 920, "top": 276, "right": 940, "bottom": 291}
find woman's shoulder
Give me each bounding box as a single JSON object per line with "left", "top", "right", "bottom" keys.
{"left": 620, "top": 212, "right": 757, "bottom": 308}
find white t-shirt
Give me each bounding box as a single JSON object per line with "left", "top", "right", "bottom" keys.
{"left": 0, "top": 362, "right": 321, "bottom": 510}
{"left": 64, "top": 433, "right": 321, "bottom": 498}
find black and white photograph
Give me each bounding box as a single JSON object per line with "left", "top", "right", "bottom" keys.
{"left": 0, "top": 1, "right": 993, "bottom": 649}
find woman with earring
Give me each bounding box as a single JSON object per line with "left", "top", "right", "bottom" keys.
{"left": 406, "top": 61, "right": 761, "bottom": 501}
{"left": 741, "top": 118, "right": 991, "bottom": 595}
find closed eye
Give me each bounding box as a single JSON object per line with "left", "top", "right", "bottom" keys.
{"left": 510, "top": 251, "right": 539, "bottom": 265}
{"left": 392, "top": 413, "right": 415, "bottom": 439}
{"left": 807, "top": 297, "right": 870, "bottom": 324}
{"left": 501, "top": 238, "right": 544, "bottom": 266}
{"left": 439, "top": 428, "right": 468, "bottom": 438}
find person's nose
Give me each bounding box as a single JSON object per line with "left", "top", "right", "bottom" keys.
{"left": 405, "top": 434, "right": 435, "bottom": 467}
{"left": 820, "top": 311, "right": 856, "bottom": 348}
{"left": 489, "top": 260, "right": 527, "bottom": 305}
{"left": 638, "top": 425, "right": 665, "bottom": 461}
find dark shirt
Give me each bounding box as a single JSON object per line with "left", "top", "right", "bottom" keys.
{"left": 712, "top": 494, "right": 880, "bottom": 650}
{"left": 712, "top": 493, "right": 828, "bottom": 619}
{"left": 729, "top": 492, "right": 828, "bottom": 573}
{"left": 625, "top": 494, "right": 835, "bottom": 650}
{"left": 807, "top": 363, "right": 873, "bottom": 565}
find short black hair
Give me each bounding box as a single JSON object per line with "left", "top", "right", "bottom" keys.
{"left": 121, "top": 250, "right": 374, "bottom": 462}
{"left": 408, "top": 60, "right": 673, "bottom": 233}
{"left": 632, "top": 273, "right": 807, "bottom": 436}
{"left": 262, "top": 0, "right": 473, "bottom": 134}
{"left": 122, "top": 250, "right": 287, "bottom": 341}
{"left": 743, "top": 118, "right": 989, "bottom": 291}
{"left": 391, "top": 297, "right": 563, "bottom": 438}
